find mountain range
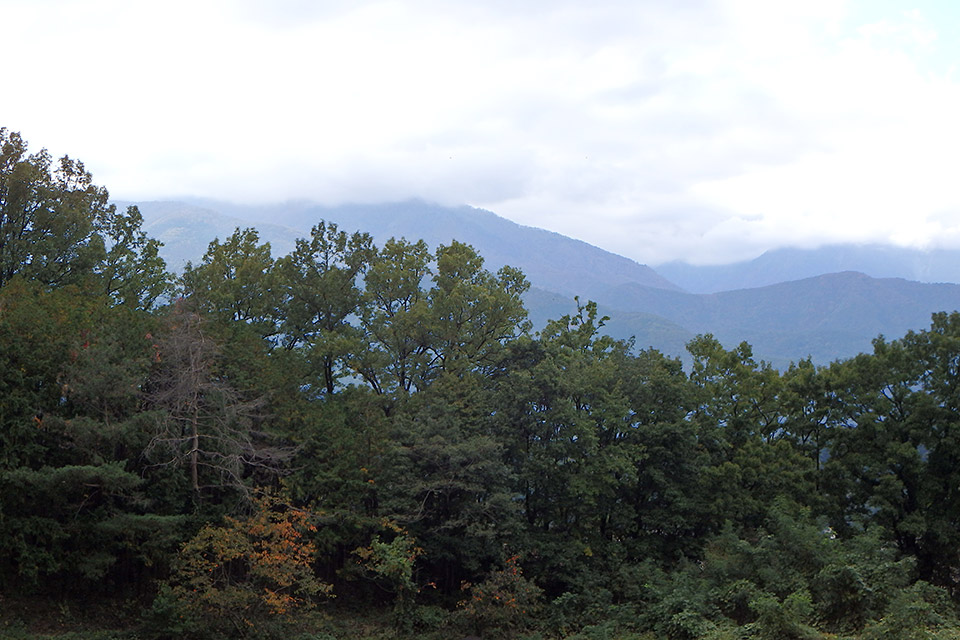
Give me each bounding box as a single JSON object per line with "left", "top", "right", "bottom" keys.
{"left": 655, "top": 244, "right": 960, "bottom": 293}
{"left": 127, "top": 199, "right": 960, "bottom": 368}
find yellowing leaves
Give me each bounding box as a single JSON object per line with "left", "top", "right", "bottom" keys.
{"left": 164, "top": 492, "right": 331, "bottom": 630}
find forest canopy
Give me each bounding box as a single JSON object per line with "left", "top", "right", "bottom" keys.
{"left": 3, "top": 128, "right": 960, "bottom": 639}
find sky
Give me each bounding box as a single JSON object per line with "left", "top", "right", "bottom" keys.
{"left": 4, "top": 0, "right": 960, "bottom": 265}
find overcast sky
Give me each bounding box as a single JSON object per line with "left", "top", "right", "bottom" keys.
{"left": 5, "top": 0, "right": 960, "bottom": 265}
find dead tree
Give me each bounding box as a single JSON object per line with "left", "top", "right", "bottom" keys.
{"left": 143, "top": 301, "right": 291, "bottom": 500}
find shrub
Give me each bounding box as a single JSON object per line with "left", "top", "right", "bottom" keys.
{"left": 458, "top": 554, "right": 543, "bottom": 638}
{"left": 145, "top": 493, "right": 331, "bottom": 639}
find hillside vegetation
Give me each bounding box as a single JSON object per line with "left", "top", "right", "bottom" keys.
{"left": 4, "top": 128, "right": 960, "bottom": 639}
{"left": 133, "top": 199, "right": 960, "bottom": 368}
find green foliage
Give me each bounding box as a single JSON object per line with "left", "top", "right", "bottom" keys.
{"left": 0, "top": 128, "right": 171, "bottom": 303}
{"left": 0, "top": 462, "right": 184, "bottom": 589}
{"left": 353, "top": 524, "right": 423, "bottom": 633}
{"left": 861, "top": 582, "right": 957, "bottom": 640}
{"left": 182, "top": 227, "right": 278, "bottom": 336}
{"left": 10, "top": 127, "right": 960, "bottom": 639}
{"left": 275, "top": 221, "right": 374, "bottom": 394}
{"left": 810, "top": 527, "right": 916, "bottom": 632}
{"left": 427, "top": 240, "right": 530, "bottom": 377}
{"left": 0, "top": 277, "right": 181, "bottom": 592}
{"left": 380, "top": 370, "right": 518, "bottom": 595}
{"left": 748, "top": 590, "right": 820, "bottom": 640}
{"left": 96, "top": 204, "right": 173, "bottom": 309}
{"left": 354, "top": 527, "right": 421, "bottom": 595}
{"left": 353, "top": 237, "right": 432, "bottom": 395}
{"left": 283, "top": 387, "right": 389, "bottom": 555}
{"left": 493, "top": 301, "right": 705, "bottom": 600}
{"left": 820, "top": 312, "right": 960, "bottom": 592}
{"left": 0, "top": 129, "right": 108, "bottom": 288}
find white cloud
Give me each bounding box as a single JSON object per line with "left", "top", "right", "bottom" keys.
{"left": 4, "top": 0, "right": 960, "bottom": 265}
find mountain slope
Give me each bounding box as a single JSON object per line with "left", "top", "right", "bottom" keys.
{"left": 131, "top": 199, "right": 960, "bottom": 367}
{"left": 128, "top": 201, "right": 303, "bottom": 270}
{"left": 523, "top": 287, "right": 695, "bottom": 357}
{"left": 655, "top": 244, "right": 960, "bottom": 293}
{"left": 595, "top": 271, "right": 960, "bottom": 366}
{"left": 171, "top": 198, "right": 681, "bottom": 298}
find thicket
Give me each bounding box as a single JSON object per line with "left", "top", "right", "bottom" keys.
{"left": 3, "top": 127, "right": 960, "bottom": 639}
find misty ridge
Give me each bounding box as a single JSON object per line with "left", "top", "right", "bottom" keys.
{"left": 129, "top": 198, "right": 960, "bottom": 369}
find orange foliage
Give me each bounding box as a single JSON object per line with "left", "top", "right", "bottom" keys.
{"left": 458, "top": 554, "right": 542, "bottom": 635}
{"left": 166, "top": 492, "right": 331, "bottom": 631}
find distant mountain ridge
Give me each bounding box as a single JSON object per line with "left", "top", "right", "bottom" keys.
{"left": 590, "top": 271, "right": 960, "bottom": 366}
{"left": 655, "top": 244, "right": 960, "bottom": 293}
{"left": 123, "top": 201, "right": 303, "bottom": 271}
{"left": 133, "top": 199, "right": 680, "bottom": 298}
{"left": 130, "top": 199, "right": 960, "bottom": 367}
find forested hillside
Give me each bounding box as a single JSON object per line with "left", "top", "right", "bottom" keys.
{"left": 133, "top": 199, "right": 960, "bottom": 367}
{"left": 131, "top": 199, "right": 679, "bottom": 297}
{"left": 5, "top": 128, "right": 960, "bottom": 639}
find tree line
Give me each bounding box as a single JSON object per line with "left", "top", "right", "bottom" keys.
{"left": 3, "top": 127, "right": 960, "bottom": 639}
